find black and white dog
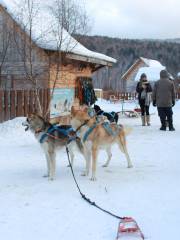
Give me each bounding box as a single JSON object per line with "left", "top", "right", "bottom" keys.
{"left": 94, "top": 104, "right": 119, "bottom": 123}
{"left": 22, "top": 114, "right": 84, "bottom": 180}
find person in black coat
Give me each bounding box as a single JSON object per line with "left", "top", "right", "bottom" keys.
{"left": 136, "top": 73, "right": 152, "bottom": 126}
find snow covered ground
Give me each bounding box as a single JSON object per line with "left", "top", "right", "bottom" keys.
{"left": 0, "top": 99, "right": 179, "bottom": 240}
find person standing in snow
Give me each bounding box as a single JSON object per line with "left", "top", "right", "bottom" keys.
{"left": 136, "top": 73, "right": 152, "bottom": 126}
{"left": 152, "top": 69, "right": 176, "bottom": 131}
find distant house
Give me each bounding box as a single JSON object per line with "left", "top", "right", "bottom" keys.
{"left": 0, "top": 1, "right": 116, "bottom": 118}
{"left": 121, "top": 57, "right": 167, "bottom": 92}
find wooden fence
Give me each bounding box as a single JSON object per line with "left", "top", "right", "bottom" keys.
{"left": 0, "top": 89, "right": 179, "bottom": 123}
{"left": 103, "top": 91, "right": 138, "bottom": 101}
{"left": 0, "top": 89, "right": 50, "bottom": 123}
{"left": 103, "top": 90, "right": 180, "bottom": 101}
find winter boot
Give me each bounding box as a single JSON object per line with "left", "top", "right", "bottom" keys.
{"left": 160, "top": 126, "right": 166, "bottom": 131}
{"left": 167, "top": 115, "right": 175, "bottom": 131}
{"left": 146, "top": 115, "right": 151, "bottom": 126}
{"left": 169, "top": 121, "right": 175, "bottom": 131}
{"left": 169, "top": 126, "right": 175, "bottom": 131}
{"left": 160, "top": 117, "right": 166, "bottom": 130}
{"left": 141, "top": 116, "right": 146, "bottom": 126}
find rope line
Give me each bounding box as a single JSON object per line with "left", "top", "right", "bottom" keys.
{"left": 65, "top": 146, "right": 124, "bottom": 220}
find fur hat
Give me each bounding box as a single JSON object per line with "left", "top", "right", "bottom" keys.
{"left": 160, "top": 70, "right": 169, "bottom": 78}
{"left": 140, "top": 73, "right": 147, "bottom": 80}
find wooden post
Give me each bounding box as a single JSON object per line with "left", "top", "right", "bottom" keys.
{"left": 29, "top": 90, "right": 35, "bottom": 114}
{"left": 4, "top": 90, "right": 9, "bottom": 121}
{"left": 24, "top": 90, "right": 29, "bottom": 116}
{"left": 16, "top": 90, "right": 23, "bottom": 116}
{"left": 10, "top": 90, "right": 16, "bottom": 119}
{"left": 0, "top": 90, "right": 4, "bottom": 123}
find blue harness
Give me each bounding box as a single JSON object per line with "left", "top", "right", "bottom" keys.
{"left": 83, "top": 122, "right": 98, "bottom": 142}
{"left": 83, "top": 121, "right": 118, "bottom": 143}
{"left": 102, "top": 122, "right": 118, "bottom": 137}
{"left": 39, "top": 125, "right": 73, "bottom": 144}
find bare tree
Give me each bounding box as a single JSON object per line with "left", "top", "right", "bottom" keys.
{"left": 0, "top": 12, "right": 11, "bottom": 88}
{"left": 45, "top": 0, "right": 90, "bottom": 117}
{"left": 12, "top": 0, "right": 90, "bottom": 116}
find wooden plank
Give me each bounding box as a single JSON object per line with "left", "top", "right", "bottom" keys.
{"left": 16, "top": 90, "right": 23, "bottom": 116}
{"left": 10, "top": 90, "right": 16, "bottom": 119}
{"left": 0, "top": 90, "right": 4, "bottom": 123}
{"left": 43, "top": 88, "right": 48, "bottom": 117}
{"left": 4, "top": 90, "right": 9, "bottom": 121}
{"left": 29, "top": 90, "right": 35, "bottom": 114}
{"left": 24, "top": 90, "right": 29, "bottom": 116}
{"left": 39, "top": 88, "right": 43, "bottom": 115}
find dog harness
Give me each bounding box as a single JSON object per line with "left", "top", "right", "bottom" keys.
{"left": 83, "top": 121, "right": 120, "bottom": 143}
{"left": 39, "top": 125, "right": 74, "bottom": 144}
{"left": 102, "top": 122, "right": 119, "bottom": 137}
{"left": 83, "top": 122, "right": 98, "bottom": 142}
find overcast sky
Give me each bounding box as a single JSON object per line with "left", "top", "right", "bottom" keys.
{"left": 83, "top": 0, "right": 180, "bottom": 39}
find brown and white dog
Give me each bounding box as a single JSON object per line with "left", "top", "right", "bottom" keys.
{"left": 71, "top": 106, "right": 133, "bottom": 181}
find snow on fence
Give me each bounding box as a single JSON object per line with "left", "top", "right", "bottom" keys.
{"left": 0, "top": 89, "right": 50, "bottom": 123}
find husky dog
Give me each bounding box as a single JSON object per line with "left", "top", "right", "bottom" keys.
{"left": 94, "top": 104, "right": 119, "bottom": 123}
{"left": 71, "top": 107, "right": 133, "bottom": 181}
{"left": 23, "top": 114, "right": 84, "bottom": 180}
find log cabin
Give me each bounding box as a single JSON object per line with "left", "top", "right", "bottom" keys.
{"left": 0, "top": 1, "right": 116, "bottom": 121}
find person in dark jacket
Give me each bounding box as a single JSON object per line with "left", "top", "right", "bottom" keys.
{"left": 152, "top": 69, "right": 176, "bottom": 131}
{"left": 136, "top": 73, "right": 152, "bottom": 126}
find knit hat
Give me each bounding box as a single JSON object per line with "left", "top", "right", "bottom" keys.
{"left": 160, "top": 70, "right": 169, "bottom": 78}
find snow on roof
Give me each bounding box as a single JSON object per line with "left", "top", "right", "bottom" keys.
{"left": 140, "top": 57, "right": 163, "bottom": 68}
{"left": 135, "top": 66, "right": 166, "bottom": 82}
{"left": 0, "top": 0, "right": 116, "bottom": 65}
{"left": 135, "top": 57, "right": 166, "bottom": 81}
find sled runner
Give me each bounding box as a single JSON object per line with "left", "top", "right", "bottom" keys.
{"left": 116, "top": 217, "right": 144, "bottom": 239}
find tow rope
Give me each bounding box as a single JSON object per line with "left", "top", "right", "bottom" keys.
{"left": 65, "top": 146, "right": 145, "bottom": 239}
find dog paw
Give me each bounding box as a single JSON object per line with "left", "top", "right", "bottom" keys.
{"left": 90, "top": 176, "right": 97, "bottom": 181}
{"left": 128, "top": 164, "right": 133, "bottom": 168}
{"left": 81, "top": 171, "right": 88, "bottom": 176}
{"left": 102, "top": 164, "right": 108, "bottom": 168}
{"left": 43, "top": 174, "right": 49, "bottom": 178}
{"left": 48, "top": 176, "right": 55, "bottom": 181}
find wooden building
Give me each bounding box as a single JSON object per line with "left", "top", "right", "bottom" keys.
{"left": 121, "top": 57, "right": 166, "bottom": 92}
{"left": 0, "top": 1, "right": 116, "bottom": 120}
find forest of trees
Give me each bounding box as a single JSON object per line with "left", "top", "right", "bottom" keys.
{"left": 77, "top": 35, "right": 180, "bottom": 91}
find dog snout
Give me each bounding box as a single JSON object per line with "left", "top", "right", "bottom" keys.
{"left": 22, "top": 118, "right": 29, "bottom": 131}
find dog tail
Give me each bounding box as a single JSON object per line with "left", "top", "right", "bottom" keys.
{"left": 124, "top": 126, "right": 133, "bottom": 135}
{"left": 119, "top": 125, "right": 132, "bottom": 136}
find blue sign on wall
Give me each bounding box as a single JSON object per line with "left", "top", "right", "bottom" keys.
{"left": 50, "top": 88, "right": 74, "bottom": 117}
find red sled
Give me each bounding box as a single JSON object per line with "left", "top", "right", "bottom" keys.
{"left": 116, "top": 217, "right": 144, "bottom": 239}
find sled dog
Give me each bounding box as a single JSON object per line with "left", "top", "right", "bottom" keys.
{"left": 94, "top": 104, "right": 119, "bottom": 123}
{"left": 23, "top": 114, "right": 84, "bottom": 180}
{"left": 71, "top": 106, "right": 133, "bottom": 181}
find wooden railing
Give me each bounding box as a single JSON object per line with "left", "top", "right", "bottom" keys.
{"left": 103, "top": 91, "right": 180, "bottom": 102}
{"left": 0, "top": 89, "right": 179, "bottom": 123}
{"left": 0, "top": 89, "right": 50, "bottom": 123}
{"left": 103, "top": 91, "right": 138, "bottom": 101}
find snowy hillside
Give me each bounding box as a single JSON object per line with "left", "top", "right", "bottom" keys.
{"left": 0, "top": 99, "right": 179, "bottom": 240}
